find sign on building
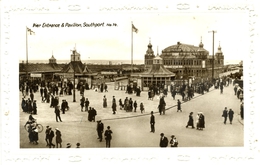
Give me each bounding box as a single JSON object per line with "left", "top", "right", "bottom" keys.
{"left": 30, "top": 73, "right": 42, "bottom": 77}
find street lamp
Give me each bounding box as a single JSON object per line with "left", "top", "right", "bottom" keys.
{"left": 73, "top": 49, "right": 76, "bottom": 102}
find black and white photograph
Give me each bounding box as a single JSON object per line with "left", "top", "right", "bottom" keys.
{"left": 1, "top": 0, "right": 260, "bottom": 164}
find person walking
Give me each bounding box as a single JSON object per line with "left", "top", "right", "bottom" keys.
{"left": 133, "top": 101, "right": 137, "bottom": 112}
{"left": 32, "top": 127, "right": 39, "bottom": 145}
{"left": 80, "top": 95, "right": 85, "bottom": 112}
{"left": 150, "top": 111, "right": 155, "bottom": 133}
{"left": 198, "top": 112, "right": 205, "bottom": 130}
{"left": 96, "top": 120, "right": 104, "bottom": 142}
{"left": 32, "top": 100, "right": 37, "bottom": 115}
{"left": 222, "top": 107, "right": 228, "bottom": 124}
{"left": 228, "top": 109, "right": 234, "bottom": 124}
{"left": 177, "top": 99, "right": 182, "bottom": 112}
{"left": 54, "top": 105, "right": 62, "bottom": 122}
{"left": 240, "top": 102, "right": 244, "bottom": 120}
{"left": 159, "top": 133, "right": 168, "bottom": 147}
{"left": 112, "top": 100, "right": 117, "bottom": 114}
{"left": 61, "top": 100, "right": 66, "bottom": 114}
{"left": 170, "top": 135, "right": 178, "bottom": 147}
{"left": 103, "top": 95, "right": 107, "bottom": 108}
{"left": 55, "top": 128, "right": 62, "bottom": 148}
{"left": 104, "top": 126, "right": 113, "bottom": 148}
{"left": 48, "top": 127, "right": 55, "bottom": 148}
{"left": 85, "top": 98, "right": 89, "bottom": 112}
{"left": 186, "top": 112, "right": 195, "bottom": 128}
{"left": 45, "top": 126, "right": 50, "bottom": 147}
{"left": 140, "top": 102, "right": 145, "bottom": 114}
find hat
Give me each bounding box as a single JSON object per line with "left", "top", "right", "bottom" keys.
{"left": 97, "top": 120, "right": 101, "bottom": 122}
{"left": 107, "top": 126, "right": 110, "bottom": 129}
{"left": 160, "top": 133, "right": 164, "bottom": 136}
{"left": 76, "top": 143, "right": 80, "bottom": 146}
{"left": 171, "top": 135, "right": 175, "bottom": 138}
{"left": 55, "top": 128, "right": 59, "bottom": 130}
{"left": 151, "top": 111, "right": 153, "bottom": 114}
{"left": 46, "top": 126, "right": 49, "bottom": 128}
{"left": 67, "top": 143, "right": 71, "bottom": 147}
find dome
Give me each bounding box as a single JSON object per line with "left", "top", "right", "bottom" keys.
{"left": 199, "top": 37, "right": 204, "bottom": 48}
{"left": 217, "top": 42, "right": 223, "bottom": 54}
{"left": 145, "top": 40, "right": 154, "bottom": 56}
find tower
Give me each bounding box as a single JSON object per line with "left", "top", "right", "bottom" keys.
{"left": 144, "top": 38, "right": 155, "bottom": 68}
{"left": 215, "top": 41, "right": 224, "bottom": 66}
{"left": 49, "top": 51, "right": 57, "bottom": 64}
{"left": 71, "top": 47, "right": 81, "bottom": 62}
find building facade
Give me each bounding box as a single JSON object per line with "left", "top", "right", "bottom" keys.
{"left": 144, "top": 39, "right": 224, "bottom": 80}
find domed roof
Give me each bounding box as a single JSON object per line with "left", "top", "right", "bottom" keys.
{"left": 49, "top": 55, "right": 56, "bottom": 60}
{"left": 145, "top": 40, "right": 154, "bottom": 56}
{"left": 216, "top": 42, "right": 223, "bottom": 54}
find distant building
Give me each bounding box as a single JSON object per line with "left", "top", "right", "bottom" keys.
{"left": 144, "top": 39, "right": 225, "bottom": 79}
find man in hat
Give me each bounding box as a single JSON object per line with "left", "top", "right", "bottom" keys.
{"left": 159, "top": 133, "right": 168, "bottom": 147}
{"left": 55, "top": 128, "right": 62, "bottom": 148}
{"left": 48, "top": 127, "right": 55, "bottom": 148}
{"left": 45, "top": 126, "right": 50, "bottom": 146}
{"left": 150, "top": 111, "right": 155, "bottom": 133}
{"left": 186, "top": 112, "right": 195, "bottom": 128}
{"left": 61, "top": 100, "right": 66, "bottom": 114}
{"left": 96, "top": 120, "right": 104, "bottom": 142}
{"left": 104, "top": 126, "right": 113, "bottom": 148}
{"left": 54, "top": 105, "right": 62, "bottom": 122}
{"left": 228, "top": 109, "right": 234, "bottom": 124}
{"left": 222, "top": 107, "right": 228, "bottom": 124}
{"left": 177, "top": 99, "right": 182, "bottom": 112}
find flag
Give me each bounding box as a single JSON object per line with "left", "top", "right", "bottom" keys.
{"left": 132, "top": 24, "right": 138, "bottom": 33}
{"left": 27, "top": 27, "right": 35, "bottom": 35}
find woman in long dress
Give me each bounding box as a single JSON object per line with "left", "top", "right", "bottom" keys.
{"left": 103, "top": 95, "right": 107, "bottom": 108}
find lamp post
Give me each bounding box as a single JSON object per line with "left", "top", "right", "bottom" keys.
{"left": 73, "top": 49, "right": 76, "bottom": 102}
{"left": 208, "top": 30, "right": 216, "bottom": 82}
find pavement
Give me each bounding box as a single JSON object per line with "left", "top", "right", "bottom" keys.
{"left": 19, "top": 82, "right": 243, "bottom": 148}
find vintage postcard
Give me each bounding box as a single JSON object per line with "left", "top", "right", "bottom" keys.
{"left": 1, "top": 0, "right": 259, "bottom": 164}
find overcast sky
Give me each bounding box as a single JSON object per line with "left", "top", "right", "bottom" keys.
{"left": 12, "top": 11, "right": 248, "bottom": 64}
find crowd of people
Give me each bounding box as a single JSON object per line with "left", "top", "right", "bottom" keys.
{"left": 20, "top": 73, "right": 243, "bottom": 148}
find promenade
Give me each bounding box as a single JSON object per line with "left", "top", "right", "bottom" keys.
{"left": 20, "top": 82, "right": 243, "bottom": 148}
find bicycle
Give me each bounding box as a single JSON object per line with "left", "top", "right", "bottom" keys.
{"left": 24, "top": 120, "right": 44, "bottom": 133}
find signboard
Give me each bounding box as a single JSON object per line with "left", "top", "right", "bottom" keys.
{"left": 30, "top": 73, "right": 42, "bottom": 77}
{"left": 172, "top": 53, "right": 179, "bottom": 56}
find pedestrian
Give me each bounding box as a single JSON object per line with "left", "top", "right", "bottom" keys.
{"left": 222, "top": 107, "right": 228, "bottom": 124}
{"left": 228, "top": 109, "right": 234, "bottom": 124}
{"left": 54, "top": 105, "right": 62, "bottom": 122}
{"left": 104, "top": 126, "right": 113, "bottom": 148}
{"left": 119, "top": 99, "right": 124, "bottom": 110}
{"left": 97, "top": 120, "right": 104, "bottom": 142}
{"left": 196, "top": 112, "right": 200, "bottom": 130}
{"left": 103, "top": 95, "right": 107, "bottom": 108}
{"left": 240, "top": 102, "right": 244, "bottom": 120}
{"left": 30, "top": 92, "right": 34, "bottom": 102}
{"left": 88, "top": 107, "right": 92, "bottom": 122}
{"left": 104, "top": 83, "right": 108, "bottom": 92}
{"left": 220, "top": 83, "right": 224, "bottom": 94}
{"left": 85, "top": 98, "right": 89, "bottom": 112}
{"left": 198, "top": 112, "right": 205, "bottom": 130}
{"left": 66, "top": 143, "right": 71, "bottom": 148}
{"left": 76, "top": 143, "right": 80, "bottom": 148}
{"left": 140, "top": 102, "right": 145, "bottom": 113}
{"left": 55, "top": 128, "right": 62, "bottom": 148}
{"left": 21, "top": 97, "right": 26, "bottom": 112}
{"left": 112, "top": 97, "right": 117, "bottom": 114}
{"left": 80, "top": 95, "right": 85, "bottom": 112}
{"left": 133, "top": 101, "right": 137, "bottom": 112}
{"left": 45, "top": 126, "right": 50, "bottom": 147}
{"left": 48, "top": 127, "right": 55, "bottom": 148}
{"left": 159, "top": 96, "right": 166, "bottom": 115}
{"left": 32, "top": 100, "right": 37, "bottom": 115}
{"left": 32, "top": 127, "right": 39, "bottom": 145}
{"left": 159, "top": 133, "right": 168, "bottom": 147}
{"left": 61, "top": 100, "right": 66, "bottom": 114}
{"left": 150, "top": 111, "right": 155, "bottom": 133}
{"left": 170, "top": 135, "right": 178, "bottom": 147}
{"left": 129, "top": 98, "right": 133, "bottom": 112}
{"left": 177, "top": 99, "right": 182, "bottom": 112}
{"left": 91, "top": 108, "right": 97, "bottom": 122}
{"left": 186, "top": 112, "right": 195, "bottom": 128}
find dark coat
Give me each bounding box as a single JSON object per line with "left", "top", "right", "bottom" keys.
{"left": 222, "top": 109, "right": 228, "bottom": 118}
{"left": 104, "top": 129, "right": 113, "bottom": 140}
{"left": 187, "top": 114, "right": 194, "bottom": 126}
{"left": 228, "top": 110, "right": 234, "bottom": 119}
{"left": 150, "top": 115, "right": 155, "bottom": 124}
{"left": 160, "top": 136, "right": 168, "bottom": 147}
{"left": 55, "top": 130, "right": 62, "bottom": 143}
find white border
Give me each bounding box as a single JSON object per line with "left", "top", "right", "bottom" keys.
{"left": 1, "top": 0, "right": 259, "bottom": 164}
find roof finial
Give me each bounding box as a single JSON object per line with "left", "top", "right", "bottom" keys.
{"left": 157, "top": 46, "right": 159, "bottom": 56}
{"left": 149, "top": 37, "right": 151, "bottom": 44}
{"left": 201, "top": 36, "right": 202, "bottom": 42}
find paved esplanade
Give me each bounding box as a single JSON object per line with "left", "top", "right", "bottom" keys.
{"left": 20, "top": 82, "right": 243, "bottom": 148}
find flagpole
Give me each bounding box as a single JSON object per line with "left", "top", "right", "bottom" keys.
{"left": 131, "top": 22, "right": 133, "bottom": 75}
{"left": 26, "top": 26, "right": 28, "bottom": 80}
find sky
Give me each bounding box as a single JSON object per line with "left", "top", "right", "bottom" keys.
{"left": 11, "top": 11, "right": 248, "bottom": 64}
